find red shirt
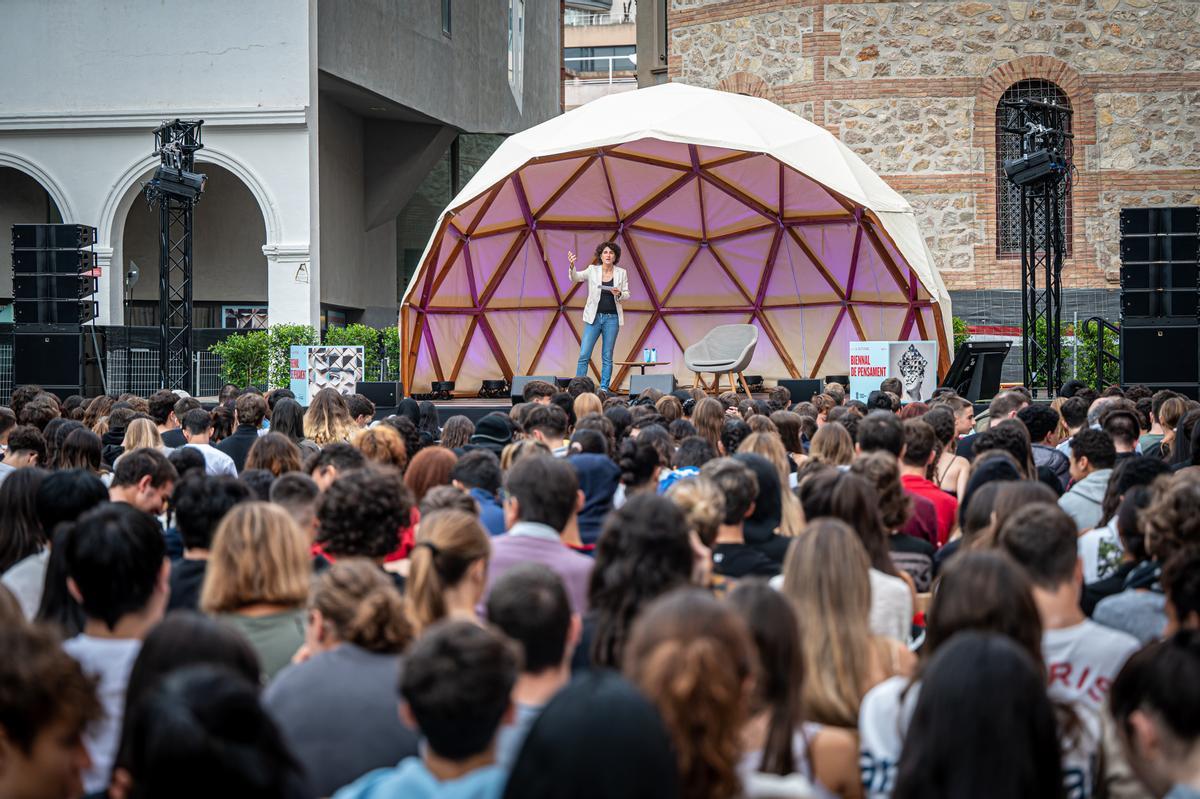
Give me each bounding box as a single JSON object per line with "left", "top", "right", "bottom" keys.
{"left": 901, "top": 474, "right": 959, "bottom": 546}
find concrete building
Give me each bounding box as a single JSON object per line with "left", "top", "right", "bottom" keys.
{"left": 644, "top": 0, "right": 1200, "bottom": 340}
{"left": 564, "top": 1, "right": 638, "bottom": 109}
{"left": 0, "top": 0, "right": 560, "bottom": 330}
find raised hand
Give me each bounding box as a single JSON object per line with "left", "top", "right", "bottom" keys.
{"left": 567, "top": 250, "right": 577, "bottom": 265}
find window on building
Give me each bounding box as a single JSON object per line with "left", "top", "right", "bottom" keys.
{"left": 995, "top": 79, "right": 1073, "bottom": 257}
{"left": 441, "top": 0, "right": 451, "bottom": 37}
{"left": 564, "top": 45, "right": 637, "bottom": 73}
{"left": 507, "top": 0, "right": 525, "bottom": 106}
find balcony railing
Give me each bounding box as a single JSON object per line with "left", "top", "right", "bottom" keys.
{"left": 564, "top": 54, "right": 636, "bottom": 83}
{"left": 564, "top": 7, "right": 636, "bottom": 26}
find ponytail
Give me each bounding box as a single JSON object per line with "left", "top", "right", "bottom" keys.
{"left": 406, "top": 510, "right": 490, "bottom": 634}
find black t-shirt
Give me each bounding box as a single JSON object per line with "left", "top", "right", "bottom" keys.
{"left": 713, "top": 543, "right": 780, "bottom": 578}
{"left": 598, "top": 277, "right": 617, "bottom": 314}
{"left": 167, "top": 558, "right": 207, "bottom": 611}
{"left": 161, "top": 428, "right": 186, "bottom": 448}
{"left": 889, "top": 534, "right": 935, "bottom": 592}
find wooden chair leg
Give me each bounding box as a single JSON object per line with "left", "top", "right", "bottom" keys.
{"left": 711, "top": 372, "right": 721, "bottom": 395}
{"left": 738, "top": 371, "right": 753, "bottom": 399}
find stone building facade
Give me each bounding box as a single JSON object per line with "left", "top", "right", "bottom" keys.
{"left": 660, "top": 0, "right": 1200, "bottom": 330}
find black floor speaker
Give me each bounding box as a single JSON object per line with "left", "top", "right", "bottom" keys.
{"left": 777, "top": 379, "right": 823, "bottom": 404}
{"left": 13, "top": 328, "right": 84, "bottom": 396}
{"left": 1121, "top": 324, "right": 1199, "bottom": 389}
{"left": 357, "top": 381, "right": 401, "bottom": 408}
{"left": 510, "top": 376, "right": 558, "bottom": 405}
{"left": 630, "top": 374, "right": 676, "bottom": 396}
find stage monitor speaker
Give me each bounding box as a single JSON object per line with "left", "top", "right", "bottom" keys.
{"left": 777, "top": 379, "right": 823, "bottom": 404}
{"left": 1121, "top": 324, "right": 1199, "bottom": 387}
{"left": 630, "top": 374, "right": 676, "bottom": 396}
{"left": 356, "top": 381, "right": 400, "bottom": 408}
{"left": 11, "top": 224, "right": 96, "bottom": 250}
{"left": 510, "top": 375, "right": 558, "bottom": 405}
{"left": 941, "top": 341, "right": 1011, "bottom": 403}
{"left": 824, "top": 375, "right": 849, "bottom": 389}
{"left": 13, "top": 328, "right": 83, "bottom": 393}
{"left": 11, "top": 249, "right": 97, "bottom": 274}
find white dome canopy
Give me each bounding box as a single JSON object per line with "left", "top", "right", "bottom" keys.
{"left": 401, "top": 81, "right": 952, "bottom": 393}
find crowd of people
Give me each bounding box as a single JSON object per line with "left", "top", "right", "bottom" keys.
{"left": 2, "top": 374, "right": 1200, "bottom": 799}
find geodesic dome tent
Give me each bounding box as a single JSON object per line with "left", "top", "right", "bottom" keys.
{"left": 400, "top": 82, "right": 952, "bottom": 394}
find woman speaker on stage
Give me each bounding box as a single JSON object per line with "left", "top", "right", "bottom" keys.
{"left": 568, "top": 241, "right": 629, "bottom": 392}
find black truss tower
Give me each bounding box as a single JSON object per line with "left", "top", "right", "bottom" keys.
{"left": 1000, "top": 98, "right": 1073, "bottom": 397}
{"left": 144, "top": 119, "right": 204, "bottom": 391}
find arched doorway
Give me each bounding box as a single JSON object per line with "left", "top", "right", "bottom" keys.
{"left": 119, "top": 163, "right": 268, "bottom": 328}
{"left": 0, "top": 167, "right": 62, "bottom": 308}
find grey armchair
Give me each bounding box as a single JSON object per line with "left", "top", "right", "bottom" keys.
{"left": 684, "top": 324, "right": 758, "bottom": 398}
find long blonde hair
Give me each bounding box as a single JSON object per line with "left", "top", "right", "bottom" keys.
{"left": 737, "top": 432, "right": 804, "bottom": 536}
{"left": 406, "top": 510, "right": 490, "bottom": 635}
{"left": 122, "top": 418, "right": 163, "bottom": 452}
{"left": 781, "top": 518, "right": 876, "bottom": 727}
{"left": 303, "top": 388, "right": 356, "bottom": 446}
{"left": 200, "top": 502, "right": 311, "bottom": 614}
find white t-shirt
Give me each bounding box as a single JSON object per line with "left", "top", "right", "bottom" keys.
{"left": 63, "top": 635, "right": 142, "bottom": 794}
{"left": 1079, "top": 517, "right": 1122, "bottom": 585}
{"left": 858, "top": 676, "right": 919, "bottom": 799}
{"left": 1, "top": 549, "right": 49, "bottom": 619}
{"left": 184, "top": 442, "right": 238, "bottom": 477}
{"left": 739, "top": 723, "right": 834, "bottom": 799}
{"left": 1042, "top": 621, "right": 1140, "bottom": 799}
{"left": 869, "top": 569, "right": 912, "bottom": 643}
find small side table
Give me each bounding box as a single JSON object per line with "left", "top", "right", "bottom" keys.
{"left": 615, "top": 360, "right": 672, "bottom": 375}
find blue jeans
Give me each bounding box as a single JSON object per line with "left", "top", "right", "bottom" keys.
{"left": 577, "top": 312, "right": 620, "bottom": 390}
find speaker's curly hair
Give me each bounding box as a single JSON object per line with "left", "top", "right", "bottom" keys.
{"left": 624, "top": 589, "right": 755, "bottom": 799}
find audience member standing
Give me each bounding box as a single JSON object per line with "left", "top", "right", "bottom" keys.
{"left": 215, "top": 392, "right": 269, "bottom": 472}
{"left": 167, "top": 474, "right": 252, "bottom": 611}
{"left": 1059, "top": 429, "right": 1117, "bottom": 532}
{"left": 180, "top": 408, "right": 237, "bottom": 476}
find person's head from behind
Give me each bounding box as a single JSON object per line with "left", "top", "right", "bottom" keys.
{"left": 233, "top": 391, "right": 267, "bottom": 429}
{"left": 407, "top": 509, "right": 490, "bottom": 634}
{"left": 350, "top": 425, "right": 408, "bottom": 471}
{"left": 449, "top": 449, "right": 502, "bottom": 497}
{"left": 400, "top": 621, "right": 519, "bottom": 764}
{"left": 1163, "top": 548, "right": 1200, "bottom": 636}
{"left": 125, "top": 665, "right": 304, "bottom": 799}
{"left": 35, "top": 469, "right": 108, "bottom": 544}
{"left": 665, "top": 475, "right": 725, "bottom": 549}
{"left": 727, "top": 581, "right": 805, "bottom": 776}
{"left": 856, "top": 410, "right": 904, "bottom": 456}
{"left": 1102, "top": 408, "right": 1141, "bottom": 454}
{"left": 4, "top": 426, "right": 46, "bottom": 469}
{"left": 110, "top": 448, "right": 178, "bottom": 515}
{"left": 699, "top": 457, "right": 757, "bottom": 528}
{"left": 987, "top": 390, "right": 1030, "bottom": 428}
{"left": 179, "top": 408, "right": 214, "bottom": 445}
{"left": 1068, "top": 427, "right": 1116, "bottom": 482}
{"left": 268, "top": 472, "right": 320, "bottom": 540}
{"left": 1059, "top": 395, "right": 1089, "bottom": 433}
{"left": 900, "top": 418, "right": 939, "bottom": 471}
{"left": 502, "top": 671, "right": 680, "bottom": 799}
{"left": 810, "top": 421, "right": 855, "bottom": 466}
{"left": 522, "top": 380, "right": 556, "bottom": 406}
{"left": 0, "top": 624, "right": 101, "bottom": 799}
{"left": 503, "top": 454, "right": 581, "bottom": 533}
{"left": 1017, "top": 404, "right": 1061, "bottom": 446}
{"left": 305, "top": 441, "right": 367, "bottom": 492}
{"left": 892, "top": 632, "right": 1062, "bottom": 799}
{"left": 63, "top": 503, "right": 168, "bottom": 633}
{"left": 171, "top": 474, "right": 252, "bottom": 554}
{"left": 1110, "top": 631, "right": 1200, "bottom": 797}
{"left": 487, "top": 563, "right": 577, "bottom": 677}
{"left": 303, "top": 388, "right": 354, "bottom": 445}
{"left": 120, "top": 418, "right": 163, "bottom": 453}
{"left": 624, "top": 589, "right": 755, "bottom": 799}
{"left": 588, "top": 494, "right": 693, "bottom": 669}
{"left": 345, "top": 393, "right": 375, "bottom": 428}
{"left": 672, "top": 435, "right": 715, "bottom": 470}
{"left": 244, "top": 432, "right": 301, "bottom": 477}
{"left": 316, "top": 466, "right": 413, "bottom": 560}
{"left": 199, "top": 502, "right": 309, "bottom": 615}
{"left": 996, "top": 502, "right": 1080, "bottom": 594}
{"left": 306, "top": 558, "right": 412, "bottom": 656}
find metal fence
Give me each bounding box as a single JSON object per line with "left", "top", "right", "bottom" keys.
{"left": 0, "top": 343, "right": 11, "bottom": 405}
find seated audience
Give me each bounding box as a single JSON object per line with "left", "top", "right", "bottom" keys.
{"left": 851, "top": 452, "right": 933, "bottom": 593}
{"left": 306, "top": 442, "right": 367, "bottom": 492}
{"left": 167, "top": 474, "right": 252, "bottom": 611}
{"left": 1059, "top": 428, "right": 1117, "bottom": 532}
{"left": 265, "top": 560, "right": 418, "bottom": 796}
{"left": 200, "top": 502, "right": 311, "bottom": 679}
{"left": 450, "top": 450, "right": 505, "bottom": 536}
{"left": 216, "top": 392, "right": 269, "bottom": 473}
{"left": 701, "top": 457, "right": 779, "bottom": 578}
{"left": 1019, "top": 404, "right": 1071, "bottom": 490}
{"left": 245, "top": 432, "right": 302, "bottom": 477}
{"left": 898, "top": 419, "right": 957, "bottom": 545}
{"left": 315, "top": 466, "right": 414, "bottom": 570}
{"left": 407, "top": 509, "right": 490, "bottom": 634}
{"left": 333, "top": 622, "right": 518, "bottom": 799}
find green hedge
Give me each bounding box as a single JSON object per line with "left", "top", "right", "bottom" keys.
{"left": 210, "top": 323, "right": 401, "bottom": 389}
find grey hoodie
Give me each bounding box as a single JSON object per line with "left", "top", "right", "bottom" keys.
{"left": 1058, "top": 468, "right": 1113, "bottom": 532}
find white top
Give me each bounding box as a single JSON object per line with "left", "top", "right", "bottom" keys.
{"left": 739, "top": 723, "right": 833, "bottom": 799}
{"left": 1042, "top": 621, "right": 1140, "bottom": 799}
{"left": 869, "top": 568, "right": 913, "bottom": 643}
{"left": 569, "top": 262, "right": 630, "bottom": 326}
{"left": 63, "top": 635, "right": 143, "bottom": 794}
{"left": 858, "top": 676, "right": 919, "bottom": 799}
{"left": 184, "top": 441, "right": 238, "bottom": 477}
{"left": 1079, "top": 516, "right": 1121, "bottom": 585}
{"left": 0, "top": 549, "right": 50, "bottom": 619}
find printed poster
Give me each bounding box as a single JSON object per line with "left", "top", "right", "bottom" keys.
{"left": 849, "top": 340, "right": 937, "bottom": 403}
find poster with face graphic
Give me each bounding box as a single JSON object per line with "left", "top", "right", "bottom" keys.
{"left": 889, "top": 341, "right": 938, "bottom": 402}
{"left": 289, "top": 345, "right": 364, "bottom": 405}
{"left": 849, "top": 340, "right": 938, "bottom": 403}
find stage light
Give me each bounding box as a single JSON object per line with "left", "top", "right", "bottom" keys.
{"left": 744, "top": 374, "right": 764, "bottom": 392}
{"left": 1003, "top": 149, "right": 1066, "bottom": 187}
{"left": 432, "top": 380, "right": 455, "bottom": 400}
{"left": 150, "top": 165, "right": 207, "bottom": 200}
{"left": 479, "top": 379, "right": 509, "bottom": 399}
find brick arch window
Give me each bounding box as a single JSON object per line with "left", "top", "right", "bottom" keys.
{"left": 995, "top": 79, "right": 1073, "bottom": 257}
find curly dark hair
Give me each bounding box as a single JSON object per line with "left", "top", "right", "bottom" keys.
{"left": 316, "top": 466, "right": 415, "bottom": 559}
{"left": 1141, "top": 475, "right": 1200, "bottom": 564}
{"left": 593, "top": 240, "right": 621, "bottom": 263}
{"left": 382, "top": 415, "right": 423, "bottom": 459}
{"left": 587, "top": 494, "right": 693, "bottom": 669}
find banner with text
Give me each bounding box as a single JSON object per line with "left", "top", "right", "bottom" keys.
{"left": 290, "top": 345, "right": 364, "bottom": 406}
{"left": 849, "top": 340, "right": 938, "bottom": 403}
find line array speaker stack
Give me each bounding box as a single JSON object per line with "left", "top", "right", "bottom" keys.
{"left": 11, "top": 224, "right": 100, "bottom": 397}
{"left": 1119, "top": 208, "right": 1200, "bottom": 398}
